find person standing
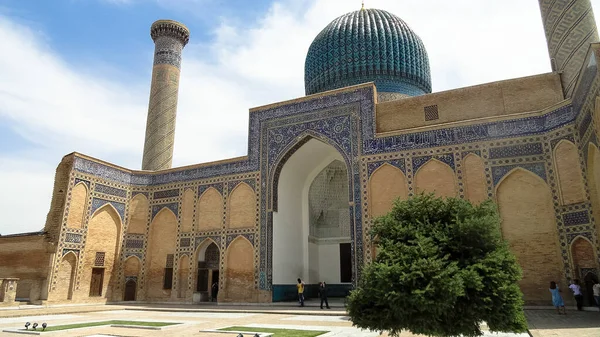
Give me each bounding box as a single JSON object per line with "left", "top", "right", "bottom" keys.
{"left": 569, "top": 279, "right": 584, "bottom": 311}
{"left": 211, "top": 282, "right": 218, "bottom": 302}
{"left": 297, "top": 278, "right": 305, "bottom": 307}
{"left": 549, "top": 281, "right": 567, "bottom": 315}
{"left": 319, "top": 282, "right": 330, "bottom": 309}
{"left": 593, "top": 280, "right": 600, "bottom": 312}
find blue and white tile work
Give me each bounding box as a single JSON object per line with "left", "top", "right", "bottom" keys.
{"left": 63, "top": 51, "right": 600, "bottom": 298}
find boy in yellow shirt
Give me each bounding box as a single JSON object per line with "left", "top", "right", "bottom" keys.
{"left": 297, "top": 278, "right": 305, "bottom": 307}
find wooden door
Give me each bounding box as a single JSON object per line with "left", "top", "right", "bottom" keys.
{"left": 89, "top": 268, "right": 104, "bottom": 297}
{"left": 124, "top": 280, "right": 136, "bottom": 301}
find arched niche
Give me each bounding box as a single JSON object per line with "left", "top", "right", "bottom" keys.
{"left": 54, "top": 252, "right": 77, "bottom": 300}
{"left": 123, "top": 256, "right": 141, "bottom": 277}
{"left": 194, "top": 239, "right": 220, "bottom": 300}
{"left": 145, "top": 207, "right": 177, "bottom": 299}
{"left": 369, "top": 163, "right": 408, "bottom": 218}
{"left": 178, "top": 254, "right": 190, "bottom": 298}
{"left": 415, "top": 159, "right": 457, "bottom": 198}
{"left": 586, "top": 143, "right": 600, "bottom": 245}
{"left": 197, "top": 188, "right": 223, "bottom": 231}
{"left": 181, "top": 189, "right": 194, "bottom": 233}
{"left": 463, "top": 153, "right": 487, "bottom": 204}
{"left": 224, "top": 236, "right": 254, "bottom": 302}
{"left": 128, "top": 194, "right": 148, "bottom": 234}
{"left": 553, "top": 140, "right": 586, "bottom": 205}
{"left": 122, "top": 255, "right": 141, "bottom": 301}
{"left": 228, "top": 183, "right": 255, "bottom": 229}
{"left": 496, "top": 168, "right": 564, "bottom": 304}
{"left": 82, "top": 204, "right": 122, "bottom": 300}
{"left": 66, "top": 183, "right": 88, "bottom": 229}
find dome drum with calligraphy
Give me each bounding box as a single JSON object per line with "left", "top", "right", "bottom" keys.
{"left": 304, "top": 8, "right": 432, "bottom": 100}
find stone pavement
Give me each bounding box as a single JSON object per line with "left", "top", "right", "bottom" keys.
{"left": 0, "top": 303, "right": 595, "bottom": 336}
{"left": 525, "top": 309, "right": 600, "bottom": 337}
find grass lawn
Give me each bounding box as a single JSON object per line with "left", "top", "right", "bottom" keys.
{"left": 22, "top": 320, "right": 177, "bottom": 332}
{"left": 219, "top": 326, "right": 328, "bottom": 337}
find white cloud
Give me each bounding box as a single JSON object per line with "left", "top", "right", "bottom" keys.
{"left": 0, "top": 0, "right": 596, "bottom": 234}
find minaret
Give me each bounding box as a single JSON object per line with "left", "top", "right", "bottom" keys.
{"left": 141, "top": 20, "right": 190, "bottom": 171}
{"left": 539, "top": 0, "right": 599, "bottom": 98}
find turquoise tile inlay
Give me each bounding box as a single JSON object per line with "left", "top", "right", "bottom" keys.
{"left": 304, "top": 8, "right": 431, "bottom": 97}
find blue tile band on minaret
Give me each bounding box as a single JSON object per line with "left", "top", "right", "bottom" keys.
{"left": 304, "top": 8, "right": 431, "bottom": 97}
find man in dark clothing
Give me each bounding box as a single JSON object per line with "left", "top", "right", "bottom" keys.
{"left": 211, "top": 282, "right": 218, "bottom": 302}
{"left": 319, "top": 281, "right": 330, "bottom": 309}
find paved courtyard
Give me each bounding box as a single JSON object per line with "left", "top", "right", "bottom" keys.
{"left": 0, "top": 303, "right": 596, "bottom": 337}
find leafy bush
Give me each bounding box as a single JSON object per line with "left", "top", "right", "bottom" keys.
{"left": 347, "top": 193, "right": 527, "bottom": 337}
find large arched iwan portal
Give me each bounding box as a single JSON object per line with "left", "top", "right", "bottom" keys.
{"left": 269, "top": 136, "right": 355, "bottom": 302}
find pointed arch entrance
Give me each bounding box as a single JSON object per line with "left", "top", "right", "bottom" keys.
{"left": 271, "top": 137, "right": 354, "bottom": 301}
{"left": 194, "top": 239, "right": 220, "bottom": 302}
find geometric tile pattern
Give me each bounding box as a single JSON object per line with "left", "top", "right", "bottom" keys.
{"left": 489, "top": 143, "right": 543, "bottom": 159}
{"left": 66, "top": 57, "right": 600, "bottom": 298}
{"left": 65, "top": 233, "right": 82, "bottom": 243}
{"left": 539, "top": 0, "right": 598, "bottom": 97}
{"left": 125, "top": 239, "right": 144, "bottom": 249}
{"left": 180, "top": 237, "right": 191, "bottom": 247}
{"left": 151, "top": 203, "right": 178, "bottom": 219}
{"left": 304, "top": 8, "right": 431, "bottom": 96}
{"left": 94, "top": 252, "right": 105, "bottom": 267}
{"left": 90, "top": 198, "right": 126, "bottom": 220}
{"left": 94, "top": 183, "right": 127, "bottom": 198}
{"left": 563, "top": 211, "right": 590, "bottom": 226}
{"left": 492, "top": 162, "right": 547, "bottom": 185}
{"left": 412, "top": 153, "right": 455, "bottom": 171}
{"left": 153, "top": 189, "right": 180, "bottom": 199}
{"left": 424, "top": 105, "right": 439, "bottom": 121}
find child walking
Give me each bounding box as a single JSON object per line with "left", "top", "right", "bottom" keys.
{"left": 549, "top": 281, "right": 566, "bottom": 315}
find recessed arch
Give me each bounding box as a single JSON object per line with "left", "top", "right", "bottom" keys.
{"left": 54, "top": 252, "right": 77, "bottom": 300}
{"left": 271, "top": 136, "right": 354, "bottom": 300}
{"left": 128, "top": 194, "right": 148, "bottom": 234}
{"left": 462, "top": 153, "right": 487, "bottom": 204}
{"left": 570, "top": 236, "right": 598, "bottom": 277}
{"left": 197, "top": 188, "right": 223, "bottom": 231}
{"left": 586, "top": 143, "right": 600, "bottom": 246}
{"left": 195, "top": 238, "right": 220, "bottom": 259}
{"left": 89, "top": 202, "right": 123, "bottom": 224}
{"left": 496, "top": 167, "right": 564, "bottom": 304}
{"left": 415, "top": 158, "right": 457, "bottom": 198}
{"left": 224, "top": 236, "right": 255, "bottom": 302}
{"left": 146, "top": 206, "right": 177, "bottom": 299}
{"left": 181, "top": 188, "right": 195, "bottom": 233}
{"left": 368, "top": 163, "right": 407, "bottom": 217}
{"left": 494, "top": 166, "right": 548, "bottom": 192}
{"left": 82, "top": 203, "right": 122, "bottom": 300}
{"left": 270, "top": 132, "right": 351, "bottom": 212}
{"left": 178, "top": 254, "right": 190, "bottom": 298}
{"left": 228, "top": 182, "right": 256, "bottom": 229}
{"left": 123, "top": 255, "right": 141, "bottom": 277}
{"left": 553, "top": 140, "right": 586, "bottom": 205}
{"left": 66, "top": 182, "right": 88, "bottom": 229}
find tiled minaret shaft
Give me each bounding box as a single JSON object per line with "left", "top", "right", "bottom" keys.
{"left": 141, "top": 20, "right": 190, "bottom": 171}
{"left": 539, "top": 0, "right": 598, "bottom": 97}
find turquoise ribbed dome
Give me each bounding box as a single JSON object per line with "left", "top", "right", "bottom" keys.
{"left": 304, "top": 8, "right": 431, "bottom": 97}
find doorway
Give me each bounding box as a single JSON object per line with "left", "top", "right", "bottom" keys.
{"left": 89, "top": 268, "right": 104, "bottom": 297}
{"left": 583, "top": 271, "right": 598, "bottom": 306}
{"left": 211, "top": 270, "right": 220, "bottom": 301}
{"left": 124, "top": 280, "right": 136, "bottom": 301}
{"left": 195, "top": 241, "right": 220, "bottom": 302}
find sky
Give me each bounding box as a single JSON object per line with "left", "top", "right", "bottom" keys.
{"left": 0, "top": 0, "right": 599, "bottom": 235}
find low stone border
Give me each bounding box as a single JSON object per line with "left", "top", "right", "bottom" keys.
{"left": 200, "top": 328, "right": 273, "bottom": 336}
{"left": 2, "top": 322, "right": 184, "bottom": 334}
{"left": 1, "top": 329, "right": 43, "bottom": 335}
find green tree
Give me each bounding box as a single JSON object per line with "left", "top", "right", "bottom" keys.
{"left": 347, "top": 193, "right": 527, "bottom": 337}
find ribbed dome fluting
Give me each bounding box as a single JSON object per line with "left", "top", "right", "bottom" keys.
{"left": 304, "top": 8, "right": 431, "bottom": 97}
